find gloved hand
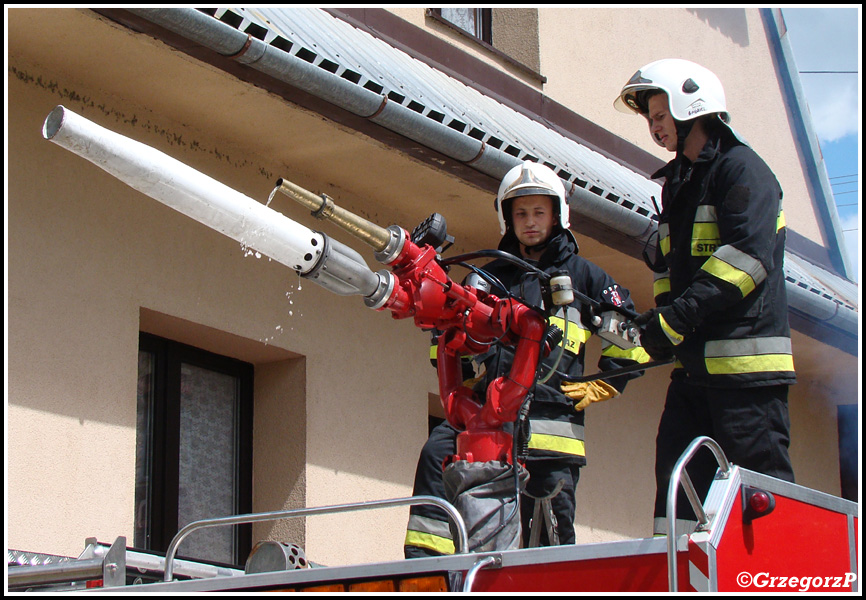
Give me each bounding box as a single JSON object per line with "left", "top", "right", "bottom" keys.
{"left": 560, "top": 380, "right": 619, "bottom": 411}
{"left": 633, "top": 306, "right": 686, "bottom": 361}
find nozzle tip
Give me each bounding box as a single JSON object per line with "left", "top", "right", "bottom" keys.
{"left": 43, "top": 105, "right": 67, "bottom": 140}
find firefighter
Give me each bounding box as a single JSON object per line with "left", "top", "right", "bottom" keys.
{"left": 614, "top": 58, "right": 796, "bottom": 534}
{"left": 404, "top": 161, "right": 649, "bottom": 557}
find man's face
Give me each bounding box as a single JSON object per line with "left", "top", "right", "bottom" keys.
{"left": 646, "top": 93, "right": 678, "bottom": 152}
{"left": 512, "top": 194, "right": 555, "bottom": 249}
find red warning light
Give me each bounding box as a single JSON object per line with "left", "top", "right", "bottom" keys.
{"left": 742, "top": 486, "right": 776, "bottom": 524}
{"left": 749, "top": 491, "right": 772, "bottom": 513}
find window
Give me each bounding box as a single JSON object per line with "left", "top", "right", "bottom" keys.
{"left": 427, "top": 8, "right": 544, "bottom": 84}
{"left": 430, "top": 8, "right": 492, "bottom": 44}
{"left": 135, "top": 333, "right": 253, "bottom": 566}
{"left": 837, "top": 404, "right": 857, "bottom": 501}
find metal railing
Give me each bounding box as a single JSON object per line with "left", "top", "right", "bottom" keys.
{"left": 666, "top": 436, "right": 731, "bottom": 592}
{"left": 164, "top": 495, "right": 468, "bottom": 581}
{"left": 7, "top": 537, "right": 127, "bottom": 590}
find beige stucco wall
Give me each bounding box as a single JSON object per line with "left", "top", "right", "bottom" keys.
{"left": 6, "top": 63, "right": 433, "bottom": 564}
{"left": 539, "top": 7, "right": 824, "bottom": 246}
{"left": 7, "top": 7, "right": 854, "bottom": 569}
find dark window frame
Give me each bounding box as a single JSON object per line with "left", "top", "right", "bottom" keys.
{"left": 137, "top": 332, "right": 254, "bottom": 567}
{"left": 429, "top": 7, "right": 492, "bottom": 44}
{"left": 426, "top": 8, "right": 545, "bottom": 84}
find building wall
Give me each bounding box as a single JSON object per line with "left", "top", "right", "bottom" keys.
{"left": 6, "top": 65, "right": 433, "bottom": 564}
{"left": 7, "top": 7, "right": 853, "bottom": 569}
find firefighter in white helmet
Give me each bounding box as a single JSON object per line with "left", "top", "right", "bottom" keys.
{"left": 405, "top": 161, "right": 649, "bottom": 557}
{"left": 615, "top": 59, "right": 796, "bottom": 535}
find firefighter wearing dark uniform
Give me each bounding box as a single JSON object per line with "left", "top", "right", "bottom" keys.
{"left": 615, "top": 59, "right": 796, "bottom": 534}
{"left": 405, "top": 161, "right": 649, "bottom": 557}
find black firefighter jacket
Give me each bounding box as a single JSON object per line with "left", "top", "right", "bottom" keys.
{"left": 471, "top": 229, "right": 649, "bottom": 465}
{"left": 650, "top": 131, "right": 797, "bottom": 389}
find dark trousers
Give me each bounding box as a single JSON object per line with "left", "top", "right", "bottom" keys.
{"left": 405, "top": 421, "right": 580, "bottom": 557}
{"left": 654, "top": 379, "right": 794, "bottom": 526}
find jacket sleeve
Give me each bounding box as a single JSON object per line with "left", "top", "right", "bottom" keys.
{"left": 585, "top": 266, "right": 651, "bottom": 392}
{"left": 668, "top": 147, "right": 783, "bottom": 330}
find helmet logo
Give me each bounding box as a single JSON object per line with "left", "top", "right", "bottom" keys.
{"left": 686, "top": 99, "right": 707, "bottom": 117}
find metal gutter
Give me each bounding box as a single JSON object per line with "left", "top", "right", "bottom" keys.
{"left": 125, "top": 7, "right": 658, "bottom": 242}
{"left": 122, "top": 7, "right": 857, "bottom": 344}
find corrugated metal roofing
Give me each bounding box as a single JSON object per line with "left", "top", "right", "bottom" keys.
{"left": 209, "top": 7, "right": 662, "bottom": 222}
{"left": 132, "top": 7, "right": 857, "bottom": 331}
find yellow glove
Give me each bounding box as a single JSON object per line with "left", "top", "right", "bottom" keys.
{"left": 560, "top": 380, "right": 619, "bottom": 411}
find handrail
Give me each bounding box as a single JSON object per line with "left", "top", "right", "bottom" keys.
{"left": 164, "top": 495, "right": 467, "bottom": 582}
{"left": 666, "top": 436, "right": 731, "bottom": 592}
{"left": 462, "top": 555, "right": 500, "bottom": 592}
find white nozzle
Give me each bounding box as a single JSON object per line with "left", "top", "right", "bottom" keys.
{"left": 42, "top": 105, "right": 325, "bottom": 274}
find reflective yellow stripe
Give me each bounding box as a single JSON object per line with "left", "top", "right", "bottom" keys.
{"left": 701, "top": 243, "right": 769, "bottom": 297}
{"left": 691, "top": 222, "right": 720, "bottom": 256}
{"left": 702, "top": 255, "right": 756, "bottom": 296}
{"left": 777, "top": 210, "right": 786, "bottom": 232}
{"left": 704, "top": 337, "right": 794, "bottom": 375}
{"left": 404, "top": 530, "right": 455, "bottom": 555}
{"left": 429, "top": 344, "right": 437, "bottom": 361}
{"left": 602, "top": 343, "right": 652, "bottom": 364}
{"left": 528, "top": 433, "right": 586, "bottom": 457}
{"left": 658, "top": 313, "right": 684, "bottom": 345}
{"left": 653, "top": 272, "right": 670, "bottom": 299}
{"left": 528, "top": 420, "right": 586, "bottom": 457}
{"left": 691, "top": 205, "right": 719, "bottom": 256}
{"left": 659, "top": 222, "right": 670, "bottom": 256}
{"left": 548, "top": 313, "right": 591, "bottom": 354}
{"left": 705, "top": 354, "right": 795, "bottom": 375}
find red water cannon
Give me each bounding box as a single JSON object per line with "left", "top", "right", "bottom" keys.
{"left": 274, "top": 180, "right": 564, "bottom": 465}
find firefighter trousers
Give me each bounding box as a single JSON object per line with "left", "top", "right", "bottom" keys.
{"left": 653, "top": 379, "right": 794, "bottom": 534}
{"left": 405, "top": 420, "right": 580, "bottom": 558}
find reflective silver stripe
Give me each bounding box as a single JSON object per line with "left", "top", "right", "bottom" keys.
{"left": 406, "top": 514, "right": 453, "bottom": 540}
{"left": 705, "top": 337, "right": 792, "bottom": 358}
{"left": 530, "top": 419, "right": 585, "bottom": 440}
{"left": 694, "top": 205, "right": 717, "bottom": 222}
{"left": 701, "top": 244, "right": 767, "bottom": 296}
{"left": 704, "top": 337, "right": 794, "bottom": 375}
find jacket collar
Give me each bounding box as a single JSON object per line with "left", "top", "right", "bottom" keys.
{"left": 498, "top": 228, "right": 579, "bottom": 268}
{"left": 651, "top": 129, "right": 741, "bottom": 181}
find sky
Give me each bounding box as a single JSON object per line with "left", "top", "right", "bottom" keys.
{"left": 780, "top": 7, "right": 861, "bottom": 283}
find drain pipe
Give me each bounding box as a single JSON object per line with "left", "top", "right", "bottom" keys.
{"left": 123, "top": 8, "right": 655, "bottom": 241}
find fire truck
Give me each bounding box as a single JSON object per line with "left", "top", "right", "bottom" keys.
{"left": 8, "top": 106, "right": 858, "bottom": 593}
{"left": 7, "top": 445, "right": 859, "bottom": 593}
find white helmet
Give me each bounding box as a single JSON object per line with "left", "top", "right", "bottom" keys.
{"left": 614, "top": 59, "right": 730, "bottom": 146}
{"left": 495, "top": 161, "right": 569, "bottom": 235}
